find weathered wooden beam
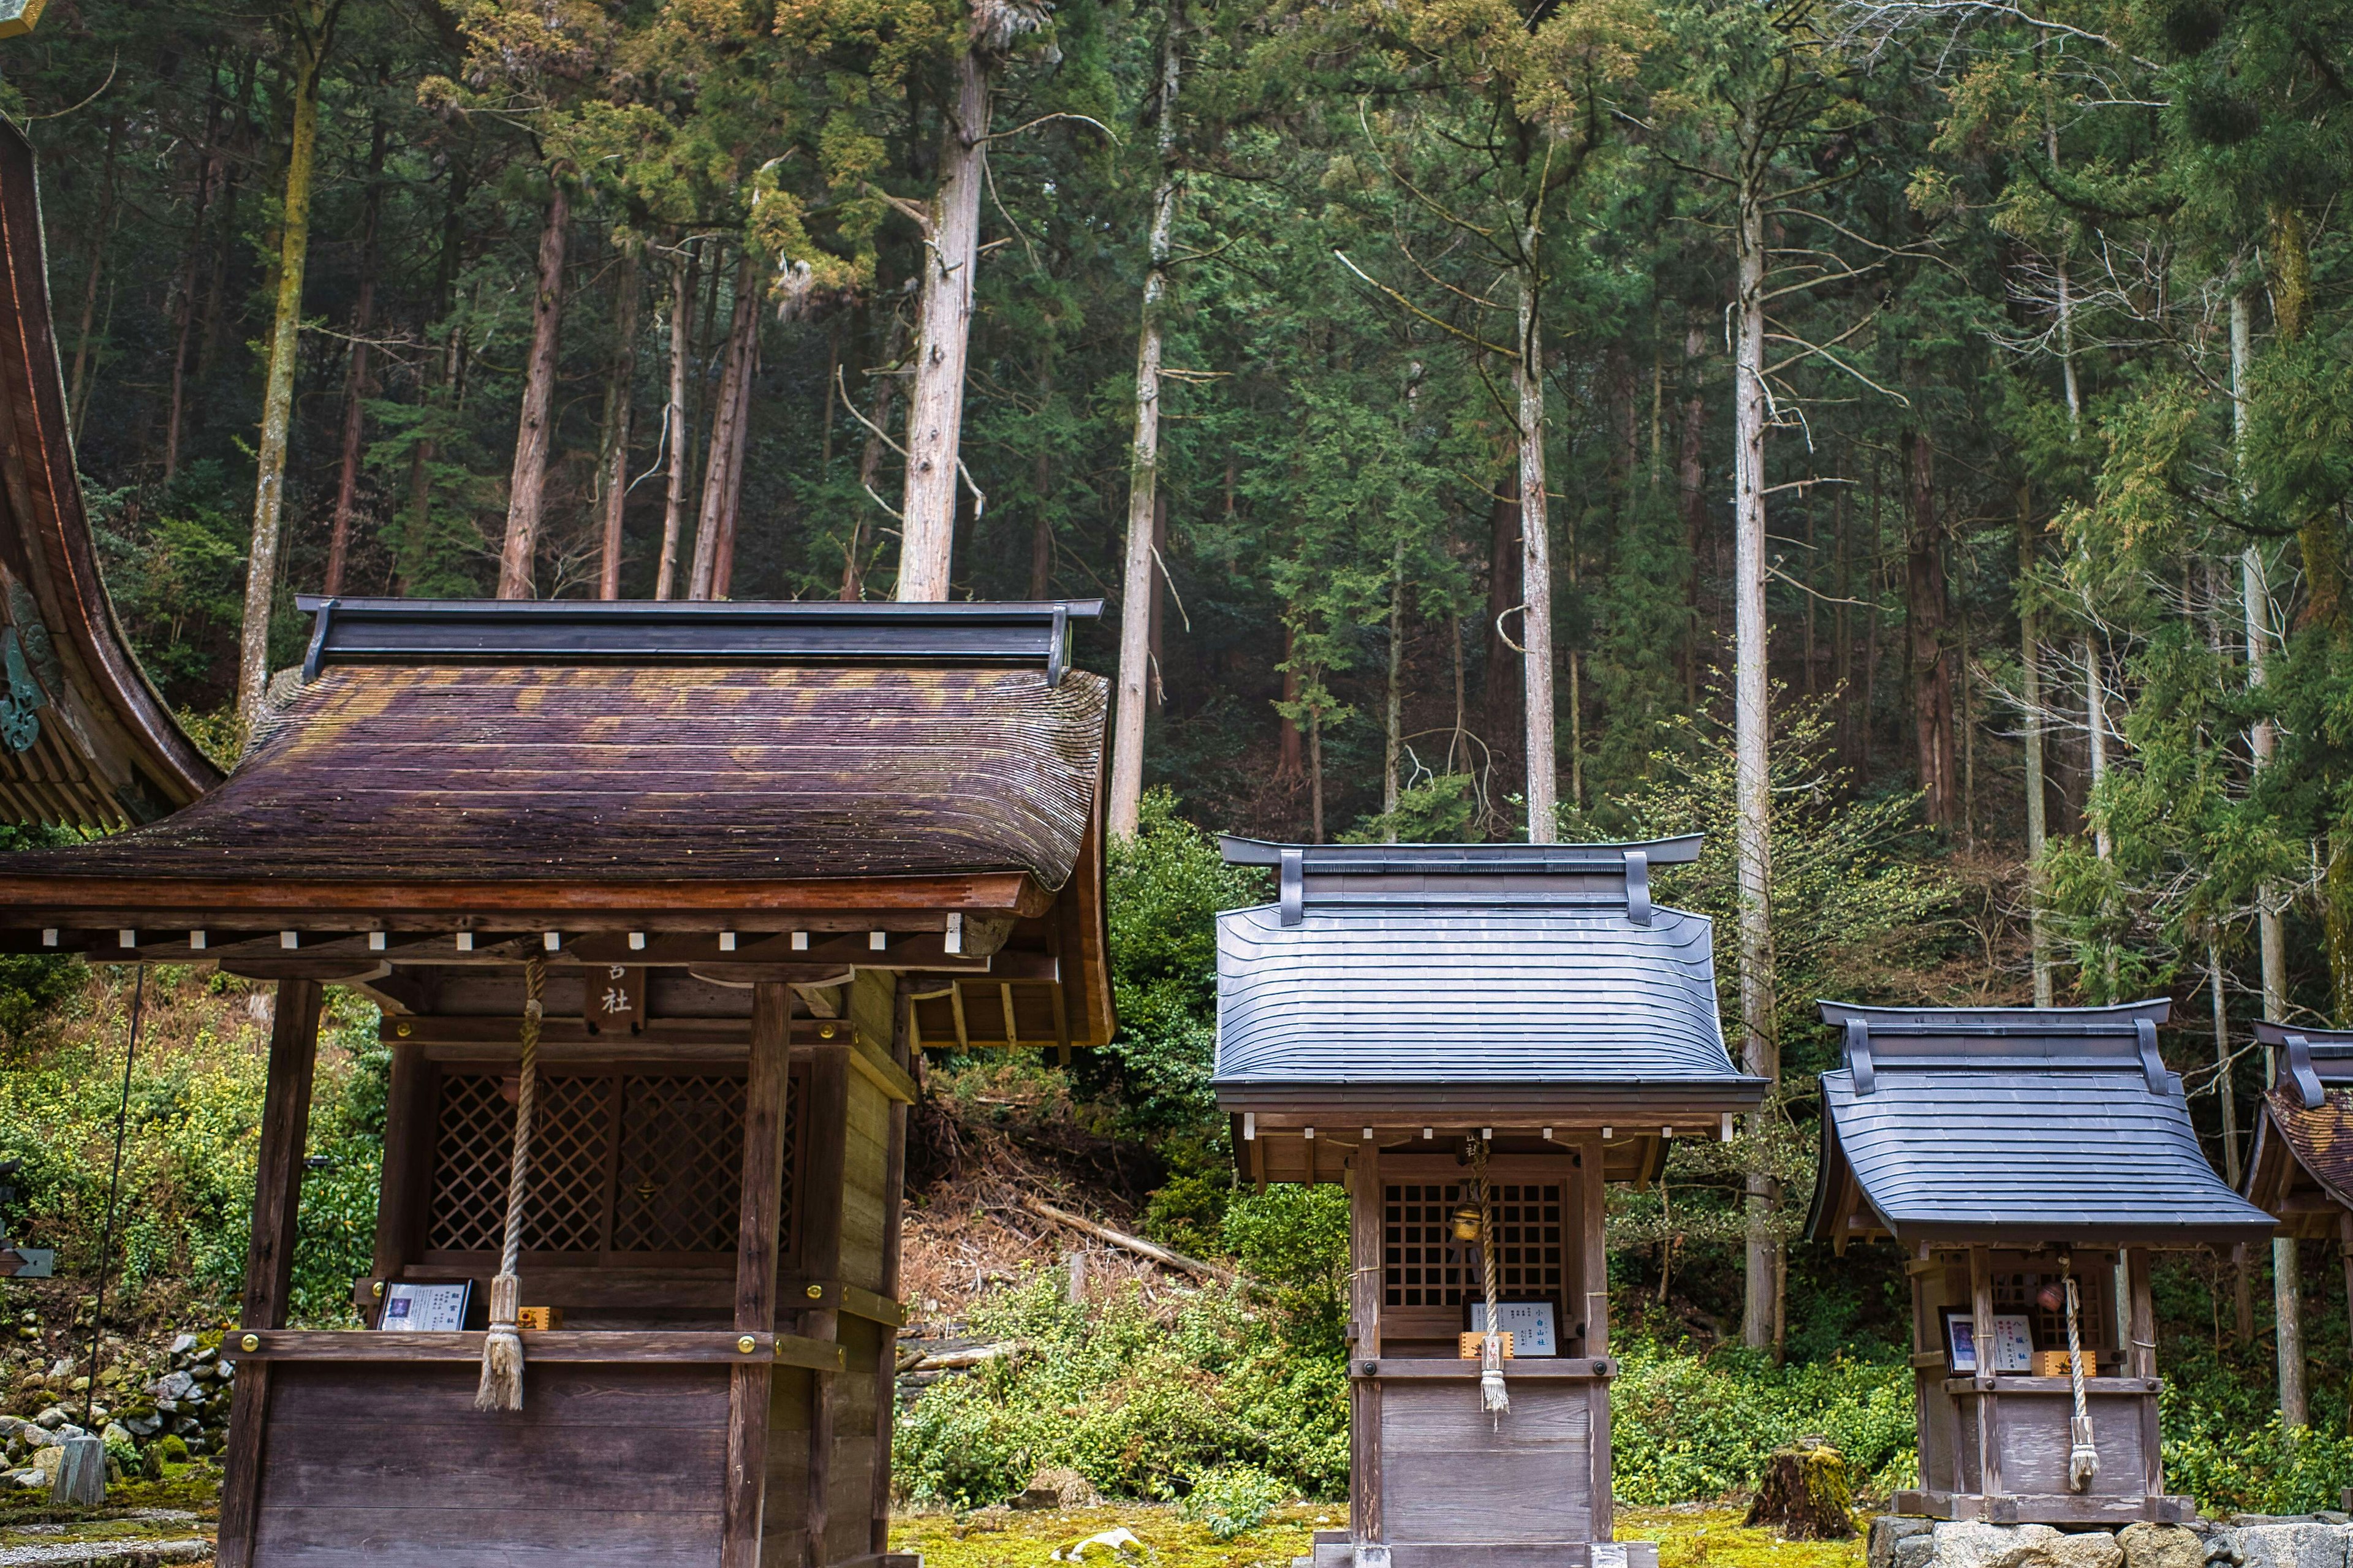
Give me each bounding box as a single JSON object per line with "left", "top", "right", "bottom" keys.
{"left": 215, "top": 977, "right": 322, "bottom": 1568}
{"left": 1970, "top": 1246, "right": 2002, "bottom": 1501}
{"left": 363, "top": 1044, "right": 432, "bottom": 1325}
{"left": 724, "top": 982, "right": 794, "bottom": 1568}
{"left": 798, "top": 1042, "right": 850, "bottom": 1568}
{"left": 1582, "top": 1134, "right": 1613, "bottom": 1543}
{"left": 0, "top": 869, "right": 1053, "bottom": 930}
{"left": 1350, "top": 1143, "right": 1382, "bottom": 1551}
{"left": 225, "top": 1328, "right": 835, "bottom": 1365}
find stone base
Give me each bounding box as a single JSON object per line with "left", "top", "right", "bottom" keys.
{"left": 1869, "top": 1512, "right": 2353, "bottom": 1568}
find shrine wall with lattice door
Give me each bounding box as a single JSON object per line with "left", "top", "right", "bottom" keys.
{"left": 1373, "top": 1148, "right": 1590, "bottom": 1358}
{"left": 403, "top": 1059, "right": 808, "bottom": 1324}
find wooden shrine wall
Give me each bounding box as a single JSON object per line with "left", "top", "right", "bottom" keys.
{"left": 249, "top": 1362, "right": 729, "bottom": 1567}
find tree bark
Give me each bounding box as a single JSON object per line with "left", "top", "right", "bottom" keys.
{"left": 235, "top": 48, "right": 324, "bottom": 725}
{"left": 1108, "top": 0, "right": 1184, "bottom": 839}
{"left": 66, "top": 117, "right": 123, "bottom": 442}
{"left": 164, "top": 93, "right": 225, "bottom": 483}
{"left": 1514, "top": 261, "right": 1556, "bottom": 842}
{"left": 689, "top": 250, "right": 758, "bottom": 601}
{"left": 1906, "top": 432, "right": 1955, "bottom": 831}
{"left": 1384, "top": 537, "right": 1405, "bottom": 836}
{"left": 657, "top": 241, "right": 696, "bottom": 600}
{"left": 498, "top": 180, "right": 570, "bottom": 599}
{"left": 596, "top": 250, "right": 642, "bottom": 599}
{"left": 323, "top": 118, "right": 387, "bottom": 597}
{"left": 2019, "top": 481, "right": 2052, "bottom": 1005}
{"left": 1732, "top": 159, "right": 1778, "bottom": 1352}
{"left": 896, "top": 44, "right": 992, "bottom": 601}
{"left": 1678, "top": 320, "right": 1708, "bottom": 711}
{"left": 711, "top": 319, "right": 757, "bottom": 600}
{"left": 1278, "top": 623, "right": 1303, "bottom": 782}
{"left": 1485, "top": 468, "right": 1521, "bottom": 751}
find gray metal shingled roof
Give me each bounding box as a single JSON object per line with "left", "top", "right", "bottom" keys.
{"left": 1210, "top": 836, "right": 1763, "bottom": 1102}
{"left": 1808, "top": 1000, "right": 2275, "bottom": 1246}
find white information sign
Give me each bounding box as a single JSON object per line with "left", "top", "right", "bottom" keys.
{"left": 1468, "top": 1300, "right": 1559, "bottom": 1357}
{"left": 379, "top": 1281, "right": 471, "bottom": 1332}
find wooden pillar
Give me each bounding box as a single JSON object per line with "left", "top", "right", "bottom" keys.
{"left": 2126, "top": 1245, "right": 2161, "bottom": 1501}
{"left": 722, "top": 982, "right": 794, "bottom": 1568}
{"left": 363, "top": 1043, "right": 431, "bottom": 1325}
{"left": 1583, "top": 1135, "right": 1612, "bottom": 1542}
{"left": 216, "top": 978, "right": 324, "bottom": 1568}
{"left": 1969, "top": 1244, "right": 2001, "bottom": 1504}
{"left": 2340, "top": 1214, "right": 2353, "bottom": 1362}
{"left": 870, "top": 981, "right": 914, "bottom": 1558}
{"left": 800, "top": 1037, "right": 850, "bottom": 1567}
{"left": 1349, "top": 1141, "right": 1382, "bottom": 1549}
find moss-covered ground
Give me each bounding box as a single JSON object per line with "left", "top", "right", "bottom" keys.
{"left": 889, "top": 1503, "right": 1873, "bottom": 1567}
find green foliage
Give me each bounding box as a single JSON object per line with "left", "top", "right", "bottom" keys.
{"left": 1101, "top": 790, "right": 1267, "bottom": 1128}
{"left": 1178, "top": 1464, "right": 1291, "bottom": 1538}
{"left": 2161, "top": 1411, "right": 2353, "bottom": 1517}
{"left": 893, "top": 1272, "right": 1349, "bottom": 1510}
{"left": 1609, "top": 1338, "right": 1917, "bottom": 1505}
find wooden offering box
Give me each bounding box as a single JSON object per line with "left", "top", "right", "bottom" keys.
{"left": 0, "top": 597, "right": 1115, "bottom": 1568}
{"left": 1808, "top": 1001, "right": 2275, "bottom": 1526}
{"left": 1214, "top": 835, "right": 1766, "bottom": 1568}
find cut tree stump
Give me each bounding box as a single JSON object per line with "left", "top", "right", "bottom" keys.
{"left": 50, "top": 1433, "right": 107, "bottom": 1506}
{"left": 1745, "top": 1435, "right": 1854, "bottom": 1540}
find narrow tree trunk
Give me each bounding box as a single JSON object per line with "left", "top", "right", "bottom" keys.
{"left": 1485, "top": 469, "right": 1522, "bottom": 749}
{"left": 1384, "top": 537, "right": 1405, "bottom": 835}
{"left": 1906, "top": 433, "right": 1955, "bottom": 831}
{"left": 1148, "top": 493, "right": 1168, "bottom": 704}
{"left": 235, "top": 51, "right": 323, "bottom": 725}
{"left": 1732, "top": 160, "right": 1777, "bottom": 1352}
{"left": 164, "top": 97, "right": 225, "bottom": 483}
{"left": 596, "top": 250, "right": 642, "bottom": 599}
{"left": 66, "top": 117, "right": 123, "bottom": 441}
{"left": 2211, "top": 944, "right": 2241, "bottom": 1186}
{"left": 1678, "top": 321, "right": 1708, "bottom": 711}
{"left": 657, "top": 241, "right": 695, "bottom": 600}
{"left": 323, "top": 118, "right": 387, "bottom": 597}
{"left": 689, "top": 250, "right": 757, "bottom": 601}
{"left": 1279, "top": 624, "right": 1303, "bottom": 782}
{"left": 2086, "top": 638, "right": 2116, "bottom": 996}
{"left": 711, "top": 322, "right": 757, "bottom": 599}
{"left": 1514, "top": 260, "right": 1556, "bottom": 843}
{"left": 1309, "top": 703, "right": 1324, "bottom": 844}
{"left": 1108, "top": 0, "right": 1185, "bottom": 837}
{"left": 498, "top": 180, "right": 570, "bottom": 599}
{"left": 2020, "top": 482, "right": 2052, "bottom": 1006}
{"left": 896, "top": 45, "right": 992, "bottom": 601}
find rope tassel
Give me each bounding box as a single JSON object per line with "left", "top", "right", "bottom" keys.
{"left": 2062, "top": 1263, "right": 2099, "bottom": 1492}
{"left": 477, "top": 959, "right": 545, "bottom": 1412}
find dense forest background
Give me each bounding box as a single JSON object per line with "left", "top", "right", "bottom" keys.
{"left": 3, "top": 0, "right": 2353, "bottom": 1510}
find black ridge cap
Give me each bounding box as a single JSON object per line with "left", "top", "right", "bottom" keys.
{"left": 1216, "top": 833, "right": 1703, "bottom": 871}
{"left": 292, "top": 596, "right": 1106, "bottom": 678}
{"left": 2252, "top": 1020, "right": 2353, "bottom": 1105}
{"left": 1818, "top": 998, "right": 2170, "bottom": 1034}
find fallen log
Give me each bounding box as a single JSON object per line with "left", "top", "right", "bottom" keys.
{"left": 1019, "top": 1194, "right": 1227, "bottom": 1282}
{"left": 904, "top": 1340, "right": 1021, "bottom": 1371}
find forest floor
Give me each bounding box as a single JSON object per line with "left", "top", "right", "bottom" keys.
{"left": 887, "top": 1504, "right": 1873, "bottom": 1568}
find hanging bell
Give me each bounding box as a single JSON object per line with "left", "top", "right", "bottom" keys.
{"left": 1450, "top": 1204, "right": 1483, "bottom": 1243}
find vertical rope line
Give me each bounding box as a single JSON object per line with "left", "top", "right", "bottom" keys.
{"left": 2063, "top": 1257, "right": 2098, "bottom": 1490}
{"left": 1473, "top": 1137, "right": 1508, "bottom": 1417}
{"left": 476, "top": 958, "right": 542, "bottom": 1411}
{"left": 82, "top": 966, "right": 145, "bottom": 1432}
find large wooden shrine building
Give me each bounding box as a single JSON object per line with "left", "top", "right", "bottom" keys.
{"left": 1214, "top": 836, "right": 1766, "bottom": 1568}
{"left": 1807, "top": 1001, "right": 2275, "bottom": 1526}
{"left": 0, "top": 595, "right": 1114, "bottom": 1568}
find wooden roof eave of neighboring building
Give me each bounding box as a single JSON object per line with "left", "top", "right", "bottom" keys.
{"left": 0, "top": 120, "right": 219, "bottom": 827}
{"left": 2245, "top": 1087, "right": 2353, "bottom": 1238}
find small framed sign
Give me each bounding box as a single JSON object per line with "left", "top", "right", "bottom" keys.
{"left": 1468, "top": 1300, "right": 1559, "bottom": 1357}
{"left": 379, "top": 1281, "right": 472, "bottom": 1332}
{"left": 1941, "top": 1308, "right": 1977, "bottom": 1372}
{"left": 1942, "top": 1308, "right": 2036, "bottom": 1373}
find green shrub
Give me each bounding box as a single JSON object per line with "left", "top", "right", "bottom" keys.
{"left": 1180, "top": 1464, "right": 1290, "bottom": 1539}
{"left": 1609, "top": 1338, "right": 1915, "bottom": 1504}
{"left": 2162, "top": 1406, "right": 2353, "bottom": 1516}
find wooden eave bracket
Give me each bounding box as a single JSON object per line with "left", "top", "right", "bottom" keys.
{"left": 1846, "top": 1017, "right": 1874, "bottom": 1094}
{"left": 2285, "top": 1031, "right": 2325, "bottom": 1109}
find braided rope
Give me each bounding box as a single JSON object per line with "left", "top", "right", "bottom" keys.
{"left": 1472, "top": 1138, "right": 1509, "bottom": 1418}
{"left": 476, "top": 958, "right": 544, "bottom": 1411}
{"left": 2063, "top": 1259, "right": 2099, "bottom": 1491}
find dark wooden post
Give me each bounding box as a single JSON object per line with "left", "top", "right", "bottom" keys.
{"left": 1582, "top": 1135, "right": 1612, "bottom": 1542}
{"left": 1349, "top": 1141, "right": 1382, "bottom": 1549}
{"left": 216, "top": 977, "right": 324, "bottom": 1568}
{"left": 723, "top": 982, "right": 794, "bottom": 1568}
{"left": 871, "top": 982, "right": 914, "bottom": 1556}
{"left": 1969, "top": 1244, "right": 2001, "bottom": 1504}
{"left": 362, "top": 1043, "right": 431, "bottom": 1325}
{"left": 2126, "top": 1246, "right": 2161, "bottom": 1501}
{"left": 799, "top": 1036, "right": 850, "bottom": 1567}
